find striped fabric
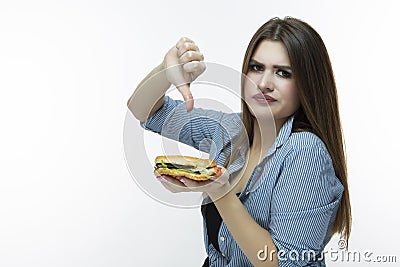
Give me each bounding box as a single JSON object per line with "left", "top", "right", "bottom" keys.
{"left": 141, "top": 96, "right": 344, "bottom": 267}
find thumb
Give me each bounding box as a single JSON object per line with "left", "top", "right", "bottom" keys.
{"left": 177, "top": 83, "right": 194, "bottom": 112}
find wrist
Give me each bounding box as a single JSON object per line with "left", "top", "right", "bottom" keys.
{"left": 207, "top": 183, "right": 234, "bottom": 203}
{"left": 160, "top": 60, "right": 167, "bottom": 71}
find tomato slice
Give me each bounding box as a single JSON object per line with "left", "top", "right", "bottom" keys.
{"left": 213, "top": 166, "right": 222, "bottom": 178}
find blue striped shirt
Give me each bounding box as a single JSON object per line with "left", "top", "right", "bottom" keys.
{"left": 141, "top": 96, "right": 344, "bottom": 266}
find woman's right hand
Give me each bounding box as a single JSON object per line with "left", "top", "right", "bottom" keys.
{"left": 162, "top": 37, "right": 206, "bottom": 112}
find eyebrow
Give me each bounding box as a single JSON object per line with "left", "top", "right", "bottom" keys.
{"left": 250, "top": 59, "right": 292, "bottom": 70}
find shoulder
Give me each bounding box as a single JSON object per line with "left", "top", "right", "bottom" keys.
{"left": 285, "top": 131, "right": 331, "bottom": 162}
{"left": 278, "top": 131, "right": 336, "bottom": 178}
{"left": 289, "top": 131, "right": 327, "bottom": 151}
{"left": 272, "top": 131, "right": 344, "bottom": 211}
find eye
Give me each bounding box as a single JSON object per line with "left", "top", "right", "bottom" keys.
{"left": 276, "top": 69, "right": 292, "bottom": 78}
{"left": 249, "top": 64, "right": 264, "bottom": 72}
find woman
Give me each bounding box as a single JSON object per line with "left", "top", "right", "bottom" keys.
{"left": 127, "top": 17, "right": 351, "bottom": 267}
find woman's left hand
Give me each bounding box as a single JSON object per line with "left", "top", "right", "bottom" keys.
{"left": 156, "top": 166, "right": 231, "bottom": 197}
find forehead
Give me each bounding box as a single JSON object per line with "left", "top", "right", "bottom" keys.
{"left": 252, "top": 40, "right": 291, "bottom": 66}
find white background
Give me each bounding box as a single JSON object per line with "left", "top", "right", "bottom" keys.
{"left": 1, "top": 0, "right": 399, "bottom": 266}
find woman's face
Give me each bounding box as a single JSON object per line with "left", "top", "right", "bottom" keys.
{"left": 244, "top": 40, "right": 300, "bottom": 130}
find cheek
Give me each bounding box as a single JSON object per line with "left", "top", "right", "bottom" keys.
{"left": 280, "top": 83, "right": 300, "bottom": 108}
{"left": 243, "top": 78, "right": 258, "bottom": 97}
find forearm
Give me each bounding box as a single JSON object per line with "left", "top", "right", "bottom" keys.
{"left": 127, "top": 62, "right": 171, "bottom": 122}
{"left": 210, "top": 190, "right": 278, "bottom": 267}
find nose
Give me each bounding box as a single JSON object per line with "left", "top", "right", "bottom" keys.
{"left": 257, "top": 72, "right": 273, "bottom": 92}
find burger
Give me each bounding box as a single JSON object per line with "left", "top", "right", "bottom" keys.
{"left": 154, "top": 155, "right": 222, "bottom": 181}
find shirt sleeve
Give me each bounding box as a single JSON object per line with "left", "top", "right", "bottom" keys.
{"left": 269, "top": 137, "right": 344, "bottom": 266}
{"left": 140, "top": 95, "right": 241, "bottom": 153}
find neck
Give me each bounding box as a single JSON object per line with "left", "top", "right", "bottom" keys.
{"left": 251, "top": 118, "right": 286, "bottom": 156}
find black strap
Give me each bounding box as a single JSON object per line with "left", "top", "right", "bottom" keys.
{"left": 203, "top": 192, "right": 241, "bottom": 253}
{"left": 204, "top": 201, "right": 223, "bottom": 252}
{"left": 202, "top": 257, "right": 209, "bottom": 267}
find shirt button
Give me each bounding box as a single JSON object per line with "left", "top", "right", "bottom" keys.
{"left": 220, "top": 236, "right": 225, "bottom": 242}
{"left": 246, "top": 191, "right": 250, "bottom": 195}
{"left": 222, "top": 253, "right": 226, "bottom": 257}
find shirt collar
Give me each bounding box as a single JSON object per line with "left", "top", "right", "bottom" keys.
{"left": 264, "top": 114, "right": 294, "bottom": 157}
{"left": 235, "top": 114, "right": 295, "bottom": 161}
{"left": 276, "top": 114, "right": 295, "bottom": 147}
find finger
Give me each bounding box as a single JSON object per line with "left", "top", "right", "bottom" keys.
{"left": 185, "top": 61, "right": 206, "bottom": 79}
{"left": 182, "top": 178, "right": 211, "bottom": 189}
{"left": 161, "top": 181, "right": 182, "bottom": 193}
{"left": 178, "top": 50, "right": 204, "bottom": 65}
{"left": 163, "top": 182, "right": 183, "bottom": 193}
{"left": 182, "top": 61, "right": 204, "bottom": 73}
{"left": 177, "top": 42, "right": 200, "bottom": 57}
{"left": 156, "top": 176, "right": 180, "bottom": 193}
{"left": 177, "top": 83, "right": 194, "bottom": 112}
{"left": 176, "top": 37, "right": 194, "bottom": 51}
{"left": 157, "top": 176, "right": 189, "bottom": 193}
{"left": 161, "top": 175, "right": 186, "bottom": 187}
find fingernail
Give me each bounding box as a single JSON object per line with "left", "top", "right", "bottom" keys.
{"left": 179, "top": 178, "right": 186, "bottom": 183}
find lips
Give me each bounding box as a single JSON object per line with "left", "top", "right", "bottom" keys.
{"left": 263, "top": 94, "right": 277, "bottom": 101}
{"left": 252, "top": 93, "right": 277, "bottom": 102}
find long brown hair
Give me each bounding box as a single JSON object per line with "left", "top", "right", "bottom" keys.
{"left": 225, "top": 17, "right": 351, "bottom": 244}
